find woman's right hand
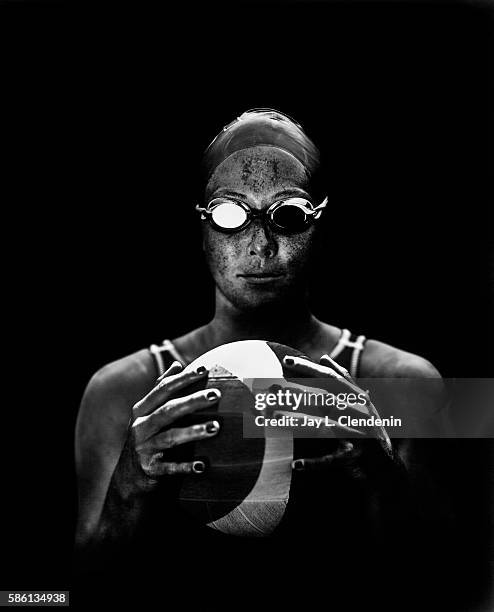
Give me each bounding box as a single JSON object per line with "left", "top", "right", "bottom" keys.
{"left": 118, "top": 360, "right": 221, "bottom": 494}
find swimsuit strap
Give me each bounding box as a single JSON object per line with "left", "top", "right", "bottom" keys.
{"left": 329, "top": 328, "right": 367, "bottom": 379}
{"left": 149, "top": 339, "right": 187, "bottom": 378}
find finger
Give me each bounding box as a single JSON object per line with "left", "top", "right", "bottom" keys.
{"left": 144, "top": 455, "right": 208, "bottom": 477}
{"left": 133, "top": 366, "right": 210, "bottom": 418}
{"left": 285, "top": 356, "right": 392, "bottom": 455}
{"left": 291, "top": 441, "right": 355, "bottom": 472}
{"left": 142, "top": 420, "right": 220, "bottom": 453}
{"left": 157, "top": 360, "right": 183, "bottom": 382}
{"left": 273, "top": 410, "right": 366, "bottom": 437}
{"left": 283, "top": 355, "right": 366, "bottom": 397}
{"left": 315, "top": 356, "right": 391, "bottom": 452}
{"left": 319, "top": 354, "right": 353, "bottom": 382}
{"left": 142, "top": 388, "right": 221, "bottom": 435}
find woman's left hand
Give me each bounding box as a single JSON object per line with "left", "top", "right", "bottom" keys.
{"left": 282, "top": 353, "right": 396, "bottom": 476}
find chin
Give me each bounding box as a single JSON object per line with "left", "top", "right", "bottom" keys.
{"left": 230, "top": 288, "right": 295, "bottom": 312}
{"left": 218, "top": 276, "right": 302, "bottom": 312}
{"left": 239, "top": 296, "right": 284, "bottom": 312}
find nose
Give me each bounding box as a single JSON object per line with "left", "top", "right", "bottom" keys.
{"left": 247, "top": 220, "right": 278, "bottom": 259}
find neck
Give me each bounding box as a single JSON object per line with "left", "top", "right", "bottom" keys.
{"left": 204, "top": 288, "right": 321, "bottom": 351}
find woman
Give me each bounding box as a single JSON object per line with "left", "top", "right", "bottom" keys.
{"left": 75, "top": 109, "right": 447, "bottom": 607}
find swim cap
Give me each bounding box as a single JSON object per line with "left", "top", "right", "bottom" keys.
{"left": 201, "top": 108, "right": 321, "bottom": 189}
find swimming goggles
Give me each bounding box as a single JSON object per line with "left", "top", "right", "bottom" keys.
{"left": 195, "top": 196, "right": 327, "bottom": 234}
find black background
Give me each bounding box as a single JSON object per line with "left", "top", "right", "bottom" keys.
{"left": 1, "top": 0, "right": 493, "bottom": 609}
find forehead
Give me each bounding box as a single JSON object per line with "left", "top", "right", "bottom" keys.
{"left": 205, "top": 145, "right": 309, "bottom": 199}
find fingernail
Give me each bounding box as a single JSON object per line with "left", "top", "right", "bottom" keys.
{"left": 292, "top": 459, "right": 305, "bottom": 471}
{"left": 206, "top": 389, "right": 221, "bottom": 401}
{"left": 284, "top": 356, "right": 295, "bottom": 366}
{"left": 206, "top": 420, "right": 220, "bottom": 434}
{"left": 196, "top": 366, "right": 208, "bottom": 375}
{"left": 192, "top": 461, "right": 206, "bottom": 474}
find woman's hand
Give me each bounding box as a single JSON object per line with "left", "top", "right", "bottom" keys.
{"left": 116, "top": 360, "right": 221, "bottom": 495}
{"left": 282, "top": 353, "right": 396, "bottom": 476}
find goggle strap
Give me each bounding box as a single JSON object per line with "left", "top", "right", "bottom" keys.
{"left": 312, "top": 196, "right": 328, "bottom": 212}
{"left": 195, "top": 204, "right": 209, "bottom": 220}
{"left": 311, "top": 197, "right": 328, "bottom": 220}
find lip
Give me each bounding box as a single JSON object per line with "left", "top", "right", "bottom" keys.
{"left": 237, "top": 273, "right": 286, "bottom": 284}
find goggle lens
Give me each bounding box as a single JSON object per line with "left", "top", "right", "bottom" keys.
{"left": 271, "top": 201, "right": 308, "bottom": 231}
{"left": 211, "top": 201, "right": 248, "bottom": 230}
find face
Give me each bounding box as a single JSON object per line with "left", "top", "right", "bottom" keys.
{"left": 202, "top": 146, "right": 320, "bottom": 312}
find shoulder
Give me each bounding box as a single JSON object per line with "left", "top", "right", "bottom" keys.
{"left": 361, "top": 339, "right": 447, "bottom": 441}
{"left": 75, "top": 348, "right": 157, "bottom": 452}
{"left": 82, "top": 348, "right": 157, "bottom": 408}
{"left": 361, "top": 338, "right": 441, "bottom": 379}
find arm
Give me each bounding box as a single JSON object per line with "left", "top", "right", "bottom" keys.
{"left": 74, "top": 352, "right": 153, "bottom": 551}
{"left": 74, "top": 356, "right": 221, "bottom": 573}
